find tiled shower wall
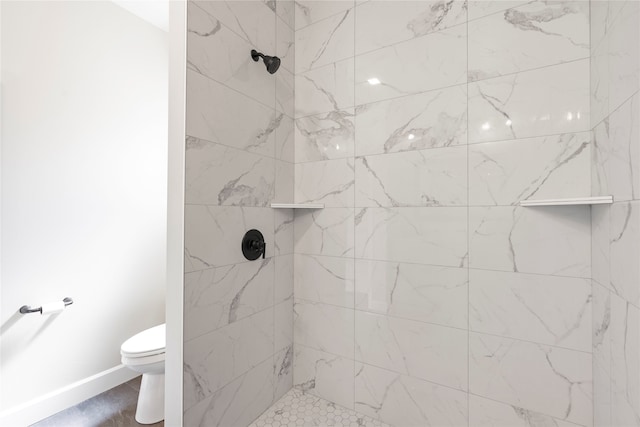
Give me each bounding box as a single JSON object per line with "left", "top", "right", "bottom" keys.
{"left": 591, "top": 1, "right": 640, "bottom": 426}
{"left": 292, "top": 1, "right": 596, "bottom": 426}
{"left": 182, "top": 1, "right": 296, "bottom": 425}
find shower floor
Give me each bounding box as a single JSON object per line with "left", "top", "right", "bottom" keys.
{"left": 249, "top": 389, "right": 390, "bottom": 427}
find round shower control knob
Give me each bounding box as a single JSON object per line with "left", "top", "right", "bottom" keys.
{"left": 242, "top": 229, "right": 266, "bottom": 261}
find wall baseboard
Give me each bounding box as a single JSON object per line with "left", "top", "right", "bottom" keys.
{"left": 0, "top": 364, "right": 137, "bottom": 426}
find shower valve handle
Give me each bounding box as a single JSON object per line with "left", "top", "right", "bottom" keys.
{"left": 242, "top": 229, "right": 266, "bottom": 261}
{"left": 249, "top": 240, "right": 266, "bottom": 259}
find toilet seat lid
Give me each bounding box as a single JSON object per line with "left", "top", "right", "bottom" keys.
{"left": 121, "top": 324, "right": 165, "bottom": 358}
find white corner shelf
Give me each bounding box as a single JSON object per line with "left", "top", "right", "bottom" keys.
{"left": 270, "top": 203, "right": 325, "bottom": 209}
{"left": 519, "top": 196, "right": 613, "bottom": 207}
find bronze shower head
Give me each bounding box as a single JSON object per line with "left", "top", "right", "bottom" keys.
{"left": 251, "top": 49, "right": 281, "bottom": 74}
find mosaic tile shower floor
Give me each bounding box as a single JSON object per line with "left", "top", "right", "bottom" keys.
{"left": 249, "top": 389, "right": 391, "bottom": 427}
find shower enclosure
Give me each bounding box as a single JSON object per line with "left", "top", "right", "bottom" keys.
{"left": 171, "top": 0, "right": 639, "bottom": 426}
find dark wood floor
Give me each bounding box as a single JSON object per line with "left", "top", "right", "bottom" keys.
{"left": 31, "top": 377, "right": 164, "bottom": 427}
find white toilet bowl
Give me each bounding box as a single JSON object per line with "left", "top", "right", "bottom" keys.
{"left": 121, "top": 324, "right": 165, "bottom": 424}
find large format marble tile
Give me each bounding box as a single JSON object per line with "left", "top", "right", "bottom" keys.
{"left": 294, "top": 0, "right": 354, "bottom": 30}
{"left": 185, "top": 137, "right": 275, "bottom": 206}
{"left": 276, "top": 68, "right": 295, "bottom": 117}
{"left": 469, "top": 394, "right": 579, "bottom": 427}
{"left": 275, "top": 209, "right": 294, "bottom": 255}
{"left": 610, "top": 201, "right": 640, "bottom": 306}
{"left": 355, "top": 0, "right": 467, "bottom": 55}
{"left": 275, "top": 159, "right": 294, "bottom": 203}
{"left": 293, "top": 344, "right": 355, "bottom": 409}
{"left": 275, "top": 298, "right": 293, "bottom": 352}
{"left": 590, "top": 0, "right": 610, "bottom": 53}
{"left": 592, "top": 117, "right": 610, "bottom": 197}
{"left": 194, "top": 0, "right": 275, "bottom": 53}
{"left": 470, "top": 269, "right": 592, "bottom": 352}
{"left": 355, "top": 25, "right": 467, "bottom": 106}
{"left": 467, "top": 0, "right": 530, "bottom": 21}
{"left": 469, "top": 206, "right": 591, "bottom": 278}
{"left": 608, "top": 0, "right": 640, "bottom": 114}
{"left": 468, "top": 1, "right": 589, "bottom": 81}
{"left": 355, "top": 311, "right": 468, "bottom": 390}
{"left": 606, "top": 92, "right": 640, "bottom": 202}
{"left": 469, "top": 333, "right": 593, "bottom": 427}
{"left": 468, "top": 132, "right": 591, "bottom": 206}
{"left": 355, "top": 259, "right": 467, "bottom": 329}
{"left": 184, "top": 258, "right": 275, "bottom": 341}
{"left": 275, "top": 114, "right": 294, "bottom": 162}
{"left": 355, "top": 146, "right": 467, "bottom": 207}
{"left": 294, "top": 254, "right": 355, "bottom": 308}
{"left": 610, "top": 293, "right": 640, "bottom": 426}
{"left": 354, "top": 85, "right": 467, "bottom": 157}
{"left": 188, "top": 3, "right": 276, "bottom": 108}
{"left": 592, "top": 282, "right": 612, "bottom": 427}
{"left": 274, "top": 345, "right": 294, "bottom": 402}
{"left": 185, "top": 206, "right": 274, "bottom": 271}
{"left": 293, "top": 299, "right": 354, "bottom": 358}
{"left": 295, "top": 109, "right": 355, "bottom": 162}
{"left": 607, "top": 0, "right": 630, "bottom": 27}
{"left": 275, "top": 254, "right": 294, "bottom": 303}
{"left": 276, "top": 14, "right": 294, "bottom": 74}
{"left": 296, "top": 8, "right": 354, "bottom": 72}
{"left": 187, "top": 69, "right": 277, "bottom": 158}
{"left": 592, "top": 204, "right": 611, "bottom": 290}
{"left": 184, "top": 357, "right": 274, "bottom": 426}
{"left": 184, "top": 308, "right": 275, "bottom": 409}
{"left": 468, "top": 59, "right": 590, "bottom": 143}
{"left": 276, "top": 0, "right": 295, "bottom": 29}
{"left": 354, "top": 363, "right": 468, "bottom": 427}
{"left": 295, "top": 158, "right": 354, "bottom": 207}
{"left": 355, "top": 207, "right": 467, "bottom": 267}
{"left": 296, "top": 58, "right": 355, "bottom": 118}
{"left": 294, "top": 208, "right": 354, "bottom": 257}
{"left": 591, "top": 38, "right": 610, "bottom": 128}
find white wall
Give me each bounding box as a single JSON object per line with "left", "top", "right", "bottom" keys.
{"left": 0, "top": 0, "right": 167, "bottom": 419}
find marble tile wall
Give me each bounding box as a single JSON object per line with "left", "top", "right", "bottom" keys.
{"left": 590, "top": 1, "right": 640, "bottom": 426}
{"left": 292, "top": 1, "right": 597, "bottom": 426}
{"left": 183, "top": 1, "right": 295, "bottom": 425}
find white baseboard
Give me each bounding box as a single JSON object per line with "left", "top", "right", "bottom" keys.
{"left": 0, "top": 364, "right": 138, "bottom": 426}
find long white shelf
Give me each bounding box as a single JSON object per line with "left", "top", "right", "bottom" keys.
{"left": 270, "top": 203, "right": 325, "bottom": 209}
{"left": 520, "top": 196, "right": 613, "bottom": 207}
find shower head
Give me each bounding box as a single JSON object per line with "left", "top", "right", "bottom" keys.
{"left": 251, "top": 49, "right": 281, "bottom": 74}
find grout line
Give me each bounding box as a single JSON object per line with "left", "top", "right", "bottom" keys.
{"left": 184, "top": 300, "right": 276, "bottom": 344}
{"left": 588, "top": 0, "right": 595, "bottom": 415}
{"left": 466, "top": 391, "right": 586, "bottom": 427}
{"left": 294, "top": 2, "right": 357, "bottom": 32}
{"left": 184, "top": 133, "right": 288, "bottom": 163}
{"left": 295, "top": 52, "right": 590, "bottom": 121}
{"left": 293, "top": 296, "right": 595, "bottom": 355}
{"left": 294, "top": 127, "right": 594, "bottom": 166}
{"left": 352, "top": 0, "right": 357, "bottom": 410}
{"left": 184, "top": 353, "right": 276, "bottom": 414}
{"left": 292, "top": 342, "right": 473, "bottom": 395}
{"left": 591, "top": 88, "right": 640, "bottom": 132}
{"left": 274, "top": 4, "right": 279, "bottom": 402}
{"left": 466, "top": 5, "right": 471, "bottom": 424}
{"left": 467, "top": 55, "right": 591, "bottom": 84}
{"left": 185, "top": 200, "right": 598, "bottom": 208}
{"left": 258, "top": 252, "right": 594, "bottom": 282}
{"left": 187, "top": 66, "right": 285, "bottom": 121}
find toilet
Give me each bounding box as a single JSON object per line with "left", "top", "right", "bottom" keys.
{"left": 121, "top": 324, "right": 165, "bottom": 424}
